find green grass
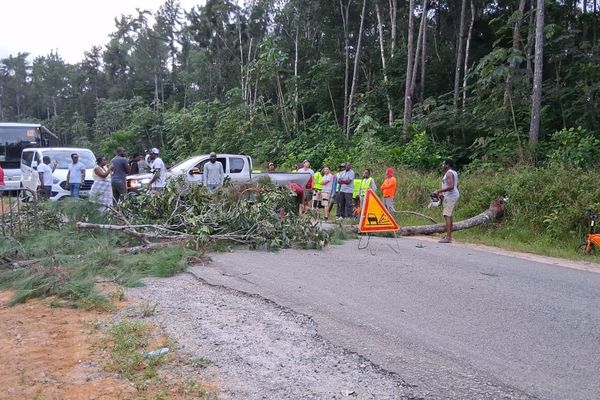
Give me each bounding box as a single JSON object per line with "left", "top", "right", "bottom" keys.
{"left": 388, "top": 166, "right": 599, "bottom": 261}
{"left": 105, "top": 320, "right": 166, "bottom": 387}
{"left": 0, "top": 201, "right": 194, "bottom": 307}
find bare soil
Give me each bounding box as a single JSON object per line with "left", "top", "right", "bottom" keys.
{"left": 0, "top": 291, "right": 136, "bottom": 400}
{"left": 0, "top": 288, "right": 217, "bottom": 400}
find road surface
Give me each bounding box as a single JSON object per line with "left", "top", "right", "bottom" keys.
{"left": 191, "top": 237, "right": 600, "bottom": 399}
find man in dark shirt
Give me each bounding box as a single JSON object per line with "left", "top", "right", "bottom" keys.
{"left": 129, "top": 153, "right": 141, "bottom": 175}
{"left": 110, "top": 147, "right": 131, "bottom": 203}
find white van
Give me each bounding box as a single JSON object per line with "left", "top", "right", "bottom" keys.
{"left": 20, "top": 147, "right": 96, "bottom": 201}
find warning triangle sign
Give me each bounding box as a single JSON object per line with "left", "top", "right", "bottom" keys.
{"left": 358, "top": 189, "right": 400, "bottom": 233}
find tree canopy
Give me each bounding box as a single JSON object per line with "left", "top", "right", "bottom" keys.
{"left": 1, "top": 0, "right": 599, "bottom": 170}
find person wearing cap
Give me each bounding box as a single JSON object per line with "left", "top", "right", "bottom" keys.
{"left": 296, "top": 160, "right": 314, "bottom": 213}
{"left": 267, "top": 162, "right": 276, "bottom": 172}
{"left": 380, "top": 167, "right": 397, "bottom": 213}
{"left": 148, "top": 148, "right": 166, "bottom": 192}
{"left": 203, "top": 152, "right": 224, "bottom": 190}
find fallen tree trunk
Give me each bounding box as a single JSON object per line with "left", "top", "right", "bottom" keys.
{"left": 76, "top": 222, "right": 189, "bottom": 240}
{"left": 399, "top": 197, "right": 505, "bottom": 236}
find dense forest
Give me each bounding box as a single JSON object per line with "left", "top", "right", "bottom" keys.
{"left": 0, "top": 0, "right": 599, "bottom": 170}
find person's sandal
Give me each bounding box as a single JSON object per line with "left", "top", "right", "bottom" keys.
{"left": 438, "top": 237, "right": 452, "bottom": 243}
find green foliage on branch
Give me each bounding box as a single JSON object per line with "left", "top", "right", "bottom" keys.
{"left": 121, "top": 178, "right": 329, "bottom": 250}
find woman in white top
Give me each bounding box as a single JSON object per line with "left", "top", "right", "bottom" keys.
{"left": 434, "top": 159, "right": 459, "bottom": 243}
{"left": 90, "top": 156, "right": 112, "bottom": 211}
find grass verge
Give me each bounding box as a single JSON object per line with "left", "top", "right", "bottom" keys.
{"left": 0, "top": 201, "right": 195, "bottom": 307}
{"left": 98, "top": 319, "right": 218, "bottom": 398}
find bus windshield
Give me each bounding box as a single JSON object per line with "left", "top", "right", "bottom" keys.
{"left": 0, "top": 124, "right": 58, "bottom": 169}
{"left": 42, "top": 150, "right": 96, "bottom": 169}
{"left": 0, "top": 126, "right": 41, "bottom": 169}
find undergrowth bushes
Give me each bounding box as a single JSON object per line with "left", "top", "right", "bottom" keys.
{"left": 393, "top": 165, "right": 599, "bottom": 246}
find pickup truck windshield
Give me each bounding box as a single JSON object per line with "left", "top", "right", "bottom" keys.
{"left": 169, "top": 157, "right": 202, "bottom": 174}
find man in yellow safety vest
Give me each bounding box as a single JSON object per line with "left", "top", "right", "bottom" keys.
{"left": 313, "top": 168, "right": 323, "bottom": 208}
{"left": 359, "top": 169, "right": 377, "bottom": 206}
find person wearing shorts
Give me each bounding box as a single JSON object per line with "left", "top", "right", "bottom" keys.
{"left": 434, "top": 159, "right": 460, "bottom": 243}
{"left": 320, "top": 166, "right": 334, "bottom": 220}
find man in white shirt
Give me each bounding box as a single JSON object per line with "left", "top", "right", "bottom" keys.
{"left": 66, "top": 153, "right": 86, "bottom": 198}
{"left": 147, "top": 148, "right": 166, "bottom": 192}
{"left": 37, "top": 156, "right": 57, "bottom": 199}
{"left": 202, "top": 152, "right": 224, "bottom": 190}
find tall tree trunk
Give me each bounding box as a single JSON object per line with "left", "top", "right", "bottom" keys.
{"left": 410, "top": 0, "right": 427, "bottom": 96}
{"left": 388, "top": 0, "right": 398, "bottom": 58}
{"left": 462, "top": 0, "right": 475, "bottom": 109}
{"left": 402, "top": 0, "right": 416, "bottom": 139}
{"left": 526, "top": 0, "right": 535, "bottom": 75}
{"left": 419, "top": 6, "right": 428, "bottom": 103}
{"left": 528, "top": 0, "right": 545, "bottom": 147}
{"left": 246, "top": 37, "right": 254, "bottom": 104}
{"left": 503, "top": 0, "right": 527, "bottom": 106}
{"left": 293, "top": 24, "right": 300, "bottom": 132}
{"left": 340, "top": 0, "right": 351, "bottom": 134}
{"left": 453, "top": 0, "right": 468, "bottom": 108}
{"left": 346, "top": 0, "right": 368, "bottom": 139}
{"left": 154, "top": 73, "right": 159, "bottom": 111}
{"left": 376, "top": 1, "right": 394, "bottom": 125}
{"left": 237, "top": 13, "right": 245, "bottom": 101}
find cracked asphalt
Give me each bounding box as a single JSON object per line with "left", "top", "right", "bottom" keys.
{"left": 187, "top": 237, "right": 600, "bottom": 400}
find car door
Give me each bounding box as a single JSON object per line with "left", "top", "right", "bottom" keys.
{"left": 227, "top": 156, "right": 249, "bottom": 182}
{"left": 20, "top": 150, "right": 35, "bottom": 191}
{"left": 186, "top": 157, "right": 228, "bottom": 185}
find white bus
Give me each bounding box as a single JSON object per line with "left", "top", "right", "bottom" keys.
{"left": 0, "top": 123, "right": 59, "bottom": 190}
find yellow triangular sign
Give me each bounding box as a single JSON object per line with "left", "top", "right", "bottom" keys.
{"left": 358, "top": 189, "right": 400, "bottom": 233}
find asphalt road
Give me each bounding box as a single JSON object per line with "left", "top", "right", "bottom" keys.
{"left": 191, "top": 237, "right": 600, "bottom": 399}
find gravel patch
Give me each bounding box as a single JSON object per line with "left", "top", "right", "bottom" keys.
{"left": 126, "top": 272, "right": 420, "bottom": 400}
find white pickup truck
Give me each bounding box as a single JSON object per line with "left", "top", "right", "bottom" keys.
{"left": 127, "top": 153, "right": 312, "bottom": 192}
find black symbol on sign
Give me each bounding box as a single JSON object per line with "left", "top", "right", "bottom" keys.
{"left": 367, "top": 213, "right": 391, "bottom": 225}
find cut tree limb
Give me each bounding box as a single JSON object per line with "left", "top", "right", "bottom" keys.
{"left": 76, "top": 222, "right": 190, "bottom": 240}
{"left": 399, "top": 197, "right": 505, "bottom": 236}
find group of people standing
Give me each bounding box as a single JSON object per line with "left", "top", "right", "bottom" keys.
{"left": 290, "top": 158, "right": 460, "bottom": 243}
{"left": 292, "top": 160, "right": 397, "bottom": 221}
{"left": 88, "top": 147, "right": 166, "bottom": 210}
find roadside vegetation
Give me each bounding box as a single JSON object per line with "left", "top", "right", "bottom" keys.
{"left": 0, "top": 180, "right": 330, "bottom": 308}
{"left": 387, "top": 165, "right": 599, "bottom": 260}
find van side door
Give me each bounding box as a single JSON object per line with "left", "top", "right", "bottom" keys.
{"left": 20, "top": 150, "right": 35, "bottom": 190}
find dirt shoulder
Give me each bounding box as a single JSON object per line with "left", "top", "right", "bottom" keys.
{"left": 0, "top": 289, "right": 217, "bottom": 400}
{"left": 0, "top": 291, "right": 136, "bottom": 400}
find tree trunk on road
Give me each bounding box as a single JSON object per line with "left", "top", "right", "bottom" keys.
{"left": 398, "top": 197, "right": 505, "bottom": 236}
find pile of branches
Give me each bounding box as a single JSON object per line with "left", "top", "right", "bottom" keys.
{"left": 80, "top": 177, "right": 329, "bottom": 251}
